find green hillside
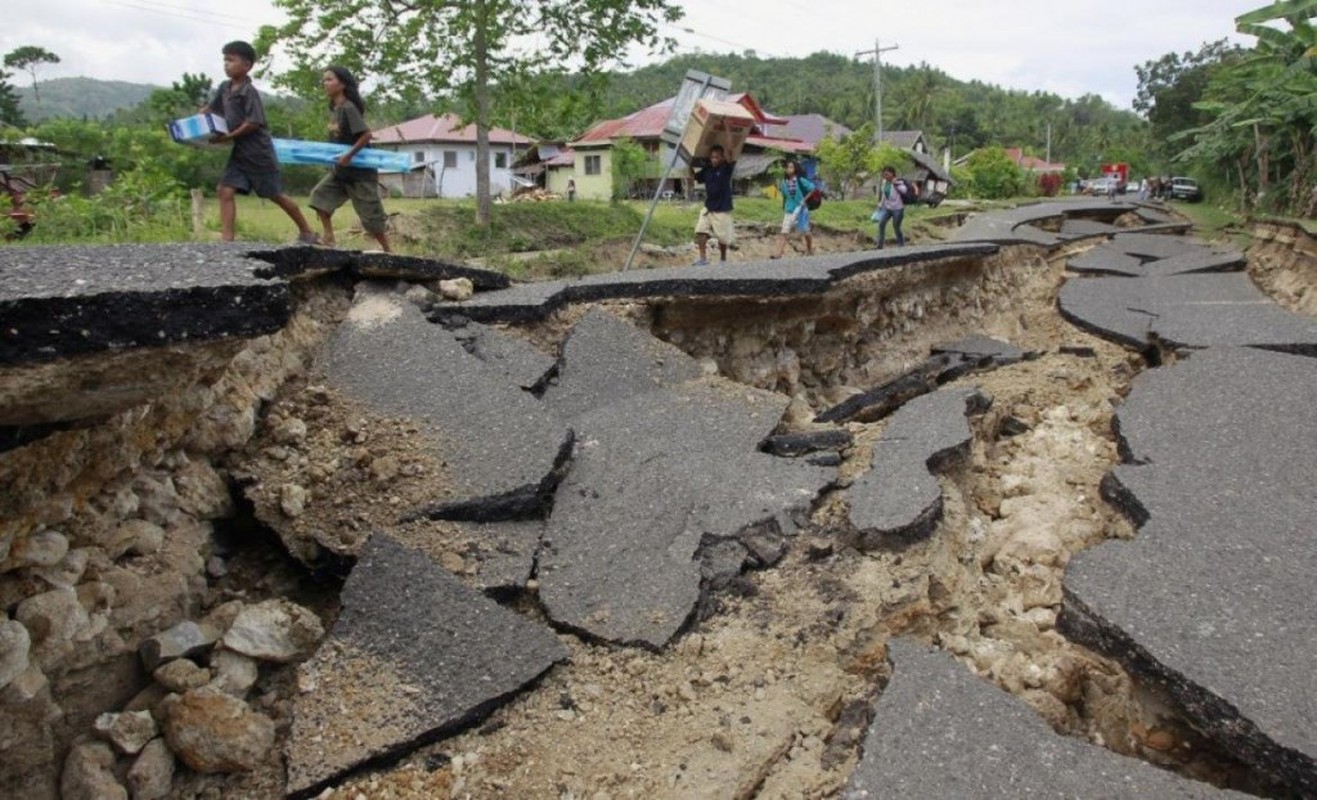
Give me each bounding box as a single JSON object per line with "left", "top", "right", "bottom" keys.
{"left": 18, "top": 77, "right": 158, "bottom": 122}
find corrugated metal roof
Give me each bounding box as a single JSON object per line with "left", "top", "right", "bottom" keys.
{"left": 372, "top": 114, "right": 533, "bottom": 146}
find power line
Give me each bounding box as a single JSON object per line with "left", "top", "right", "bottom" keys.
{"left": 100, "top": 0, "right": 266, "bottom": 31}
{"left": 103, "top": 0, "right": 263, "bottom": 24}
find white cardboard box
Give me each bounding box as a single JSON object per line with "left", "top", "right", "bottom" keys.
{"left": 168, "top": 113, "right": 229, "bottom": 149}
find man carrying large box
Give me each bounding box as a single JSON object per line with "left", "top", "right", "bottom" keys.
{"left": 691, "top": 142, "right": 735, "bottom": 266}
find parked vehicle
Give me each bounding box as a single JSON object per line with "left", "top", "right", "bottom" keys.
{"left": 1085, "top": 177, "right": 1115, "bottom": 196}
{"left": 1169, "top": 177, "right": 1203, "bottom": 202}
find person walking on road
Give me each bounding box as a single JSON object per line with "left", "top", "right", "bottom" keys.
{"left": 771, "top": 160, "right": 815, "bottom": 259}
{"left": 873, "top": 166, "right": 907, "bottom": 248}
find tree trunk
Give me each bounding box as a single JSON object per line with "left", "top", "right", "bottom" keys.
{"left": 1254, "top": 123, "right": 1270, "bottom": 207}
{"left": 473, "top": 0, "right": 492, "bottom": 227}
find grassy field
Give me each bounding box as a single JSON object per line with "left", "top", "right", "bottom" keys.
{"left": 1166, "top": 199, "right": 1251, "bottom": 250}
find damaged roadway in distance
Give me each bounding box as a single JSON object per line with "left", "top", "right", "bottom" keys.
{"left": 1060, "top": 347, "right": 1317, "bottom": 796}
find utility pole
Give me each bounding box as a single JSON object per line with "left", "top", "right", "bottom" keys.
{"left": 856, "top": 38, "right": 899, "bottom": 144}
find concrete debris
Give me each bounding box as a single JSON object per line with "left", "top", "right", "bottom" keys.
{"left": 92, "top": 709, "right": 158, "bottom": 755}
{"left": 159, "top": 688, "right": 276, "bottom": 774}
{"left": 138, "top": 621, "right": 219, "bottom": 673}
{"left": 221, "top": 599, "right": 324, "bottom": 664}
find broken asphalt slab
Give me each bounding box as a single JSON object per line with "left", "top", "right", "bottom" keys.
{"left": 539, "top": 380, "right": 833, "bottom": 649}
{"left": 440, "top": 316, "right": 556, "bottom": 392}
{"left": 0, "top": 243, "right": 288, "bottom": 435}
{"left": 1060, "top": 347, "right": 1317, "bottom": 796}
{"left": 541, "top": 308, "right": 705, "bottom": 420}
{"left": 0, "top": 242, "right": 289, "bottom": 366}
{"left": 842, "top": 639, "right": 1248, "bottom": 799}
{"left": 1058, "top": 272, "right": 1317, "bottom": 354}
{"left": 248, "top": 247, "right": 510, "bottom": 291}
{"left": 1068, "top": 245, "right": 1245, "bottom": 280}
{"left": 432, "top": 243, "right": 999, "bottom": 324}
{"left": 285, "top": 533, "right": 568, "bottom": 797}
{"left": 818, "top": 335, "right": 1024, "bottom": 424}
{"left": 318, "top": 284, "right": 572, "bottom": 523}
{"left": 845, "top": 386, "right": 987, "bottom": 547}
{"left": 1105, "top": 231, "right": 1201, "bottom": 260}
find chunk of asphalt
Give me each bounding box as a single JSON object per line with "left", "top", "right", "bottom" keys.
{"left": 846, "top": 386, "right": 986, "bottom": 548}
{"left": 541, "top": 308, "right": 703, "bottom": 420}
{"left": 815, "top": 357, "right": 948, "bottom": 424}
{"left": 1060, "top": 218, "right": 1120, "bottom": 237}
{"left": 1067, "top": 244, "right": 1147, "bottom": 277}
{"left": 841, "top": 639, "right": 1249, "bottom": 799}
{"left": 1063, "top": 272, "right": 1317, "bottom": 355}
{"left": 351, "top": 252, "right": 510, "bottom": 290}
{"left": 285, "top": 534, "right": 568, "bottom": 798}
{"left": 1106, "top": 231, "right": 1202, "bottom": 260}
{"left": 1136, "top": 249, "right": 1247, "bottom": 278}
{"left": 319, "top": 284, "right": 571, "bottom": 520}
{"left": 538, "top": 382, "right": 833, "bottom": 649}
{"left": 0, "top": 243, "right": 290, "bottom": 366}
{"left": 245, "top": 246, "right": 510, "bottom": 291}
{"left": 930, "top": 334, "right": 1030, "bottom": 365}
{"left": 1058, "top": 277, "right": 1159, "bottom": 350}
{"left": 1143, "top": 274, "right": 1317, "bottom": 354}
{"left": 440, "top": 317, "right": 556, "bottom": 392}
{"left": 759, "top": 429, "right": 853, "bottom": 458}
{"left": 819, "top": 337, "right": 1025, "bottom": 427}
{"left": 1061, "top": 347, "right": 1317, "bottom": 796}
{"left": 448, "top": 519, "right": 543, "bottom": 594}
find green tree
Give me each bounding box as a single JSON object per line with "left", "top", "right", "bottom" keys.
{"left": 4, "top": 46, "right": 60, "bottom": 105}
{"left": 257, "top": 0, "right": 682, "bottom": 227}
{"left": 1134, "top": 40, "right": 1243, "bottom": 159}
{"left": 962, "top": 146, "right": 1027, "bottom": 199}
{"left": 147, "top": 73, "right": 214, "bottom": 123}
{"left": 1175, "top": 0, "right": 1317, "bottom": 214}
{"left": 610, "top": 137, "right": 649, "bottom": 201}
{"left": 816, "top": 123, "right": 883, "bottom": 199}
{"left": 0, "top": 68, "right": 25, "bottom": 127}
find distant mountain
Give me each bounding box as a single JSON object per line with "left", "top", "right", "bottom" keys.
{"left": 18, "top": 77, "right": 159, "bottom": 122}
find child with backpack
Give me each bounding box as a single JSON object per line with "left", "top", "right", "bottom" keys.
{"left": 770, "top": 160, "right": 816, "bottom": 259}
{"left": 872, "top": 166, "right": 917, "bottom": 248}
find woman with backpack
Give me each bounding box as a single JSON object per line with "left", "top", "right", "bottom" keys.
{"left": 770, "top": 160, "right": 816, "bottom": 259}
{"left": 872, "top": 165, "right": 912, "bottom": 248}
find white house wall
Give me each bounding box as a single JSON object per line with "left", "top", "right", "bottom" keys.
{"left": 375, "top": 142, "right": 520, "bottom": 198}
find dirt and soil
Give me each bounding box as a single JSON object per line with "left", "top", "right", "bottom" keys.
{"left": 166, "top": 219, "right": 1309, "bottom": 799}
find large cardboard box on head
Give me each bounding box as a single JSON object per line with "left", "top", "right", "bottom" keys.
{"left": 678, "top": 99, "right": 755, "bottom": 164}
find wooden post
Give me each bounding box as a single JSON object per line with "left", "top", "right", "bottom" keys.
{"left": 190, "top": 189, "right": 204, "bottom": 239}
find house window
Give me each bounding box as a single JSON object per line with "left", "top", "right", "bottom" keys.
{"left": 443, "top": 151, "right": 457, "bottom": 169}
{"left": 413, "top": 151, "right": 425, "bottom": 163}
{"left": 585, "top": 155, "right": 602, "bottom": 176}
{"left": 494, "top": 152, "right": 508, "bottom": 169}
{"left": 469, "top": 151, "right": 476, "bottom": 161}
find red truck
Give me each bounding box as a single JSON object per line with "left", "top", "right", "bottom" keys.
{"left": 1101, "top": 162, "right": 1130, "bottom": 190}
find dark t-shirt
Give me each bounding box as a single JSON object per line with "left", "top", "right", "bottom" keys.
{"left": 328, "top": 102, "right": 376, "bottom": 182}
{"left": 209, "top": 79, "right": 278, "bottom": 173}
{"left": 695, "top": 161, "right": 735, "bottom": 212}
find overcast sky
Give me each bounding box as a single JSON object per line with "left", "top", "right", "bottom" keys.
{"left": 3, "top": 0, "right": 1263, "bottom": 111}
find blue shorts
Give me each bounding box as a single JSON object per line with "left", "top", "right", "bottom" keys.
{"left": 220, "top": 164, "right": 284, "bottom": 199}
